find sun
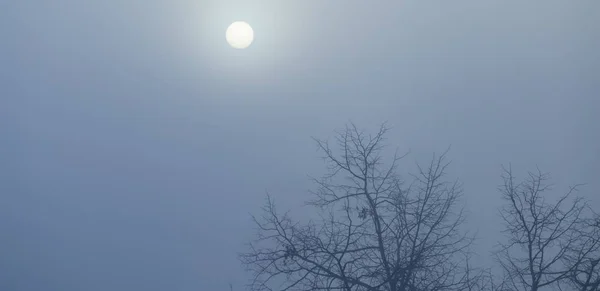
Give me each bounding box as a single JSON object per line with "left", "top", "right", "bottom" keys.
{"left": 226, "top": 21, "right": 254, "bottom": 49}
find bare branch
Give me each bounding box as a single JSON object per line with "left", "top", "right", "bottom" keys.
{"left": 241, "top": 123, "right": 474, "bottom": 291}
{"left": 495, "top": 166, "right": 588, "bottom": 291}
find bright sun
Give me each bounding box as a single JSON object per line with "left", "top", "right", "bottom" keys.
{"left": 226, "top": 21, "right": 254, "bottom": 49}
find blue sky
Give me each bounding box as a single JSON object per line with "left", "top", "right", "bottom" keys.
{"left": 1, "top": 1, "right": 599, "bottom": 290}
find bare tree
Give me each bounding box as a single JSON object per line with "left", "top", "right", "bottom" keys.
{"left": 561, "top": 211, "right": 600, "bottom": 291}
{"left": 240, "top": 123, "right": 475, "bottom": 291}
{"left": 495, "top": 166, "right": 587, "bottom": 291}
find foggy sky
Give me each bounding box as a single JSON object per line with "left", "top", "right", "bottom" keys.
{"left": 1, "top": 1, "right": 599, "bottom": 290}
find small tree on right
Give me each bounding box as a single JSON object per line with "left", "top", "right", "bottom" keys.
{"left": 495, "top": 166, "right": 587, "bottom": 291}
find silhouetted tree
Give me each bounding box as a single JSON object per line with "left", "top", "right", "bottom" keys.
{"left": 495, "top": 166, "right": 587, "bottom": 291}
{"left": 240, "top": 123, "right": 476, "bottom": 291}
{"left": 561, "top": 211, "right": 600, "bottom": 291}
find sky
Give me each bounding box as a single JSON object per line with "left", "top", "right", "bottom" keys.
{"left": 1, "top": 1, "right": 599, "bottom": 290}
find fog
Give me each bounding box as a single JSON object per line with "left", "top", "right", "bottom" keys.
{"left": 1, "top": 1, "right": 599, "bottom": 290}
